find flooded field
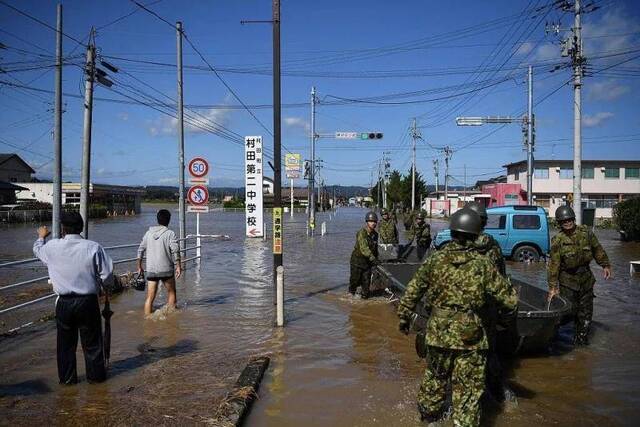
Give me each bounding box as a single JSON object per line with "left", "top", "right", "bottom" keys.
{"left": 1, "top": 205, "right": 639, "bottom": 426}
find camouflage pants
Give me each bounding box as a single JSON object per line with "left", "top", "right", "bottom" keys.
{"left": 560, "top": 284, "right": 594, "bottom": 334}
{"left": 349, "top": 264, "right": 371, "bottom": 297}
{"left": 419, "top": 346, "right": 486, "bottom": 427}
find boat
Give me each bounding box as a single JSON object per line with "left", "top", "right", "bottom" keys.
{"left": 372, "top": 261, "right": 571, "bottom": 353}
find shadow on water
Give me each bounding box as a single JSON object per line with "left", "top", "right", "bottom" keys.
{"left": 284, "top": 283, "right": 346, "bottom": 304}
{"left": 107, "top": 339, "right": 198, "bottom": 379}
{"left": 188, "top": 293, "right": 233, "bottom": 307}
{"left": 0, "top": 379, "right": 51, "bottom": 397}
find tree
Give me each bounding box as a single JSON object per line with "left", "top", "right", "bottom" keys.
{"left": 400, "top": 168, "right": 427, "bottom": 210}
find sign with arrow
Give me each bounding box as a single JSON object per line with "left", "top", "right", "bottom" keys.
{"left": 245, "top": 136, "right": 264, "bottom": 238}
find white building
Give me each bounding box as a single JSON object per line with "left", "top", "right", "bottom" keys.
{"left": 504, "top": 159, "right": 640, "bottom": 218}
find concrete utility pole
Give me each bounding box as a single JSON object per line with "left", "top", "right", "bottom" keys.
{"left": 382, "top": 151, "right": 390, "bottom": 209}
{"left": 463, "top": 164, "right": 467, "bottom": 200}
{"left": 444, "top": 146, "right": 452, "bottom": 201}
{"left": 527, "top": 65, "right": 534, "bottom": 205}
{"left": 52, "top": 3, "right": 63, "bottom": 238}
{"left": 309, "top": 86, "right": 317, "bottom": 235}
{"left": 176, "top": 21, "right": 186, "bottom": 252}
{"left": 410, "top": 118, "right": 421, "bottom": 210}
{"left": 80, "top": 29, "right": 96, "bottom": 238}
{"left": 433, "top": 159, "right": 439, "bottom": 195}
{"left": 273, "top": 0, "right": 283, "bottom": 275}
{"left": 572, "top": 0, "right": 583, "bottom": 224}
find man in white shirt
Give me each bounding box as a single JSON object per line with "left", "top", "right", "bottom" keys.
{"left": 33, "top": 212, "right": 113, "bottom": 384}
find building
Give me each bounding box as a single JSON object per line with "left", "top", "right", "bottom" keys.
{"left": 0, "top": 153, "right": 35, "bottom": 183}
{"left": 504, "top": 159, "right": 640, "bottom": 218}
{"left": 0, "top": 181, "right": 27, "bottom": 204}
{"left": 15, "top": 182, "right": 145, "bottom": 214}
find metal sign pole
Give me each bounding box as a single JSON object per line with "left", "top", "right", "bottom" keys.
{"left": 290, "top": 178, "right": 294, "bottom": 218}
{"left": 196, "top": 213, "right": 201, "bottom": 259}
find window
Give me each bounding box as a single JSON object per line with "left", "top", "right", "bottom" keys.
{"left": 485, "top": 214, "right": 506, "bottom": 230}
{"left": 504, "top": 194, "right": 519, "bottom": 206}
{"left": 559, "top": 168, "right": 572, "bottom": 179}
{"left": 626, "top": 167, "right": 639, "bottom": 179}
{"left": 534, "top": 168, "right": 549, "bottom": 179}
{"left": 514, "top": 171, "right": 520, "bottom": 180}
{"left": 513, "top": 215, "right": 541, "bottom": 229}
{"left": 604, "top": 167, "right": 620, "bottom": 178}
{"left": 583, "top": 167, "right": 594, "bottom": 179}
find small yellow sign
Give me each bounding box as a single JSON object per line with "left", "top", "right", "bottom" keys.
{"left": 273, "top": 207, "right": 283, "bottom": 254}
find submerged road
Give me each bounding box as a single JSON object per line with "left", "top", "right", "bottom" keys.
{"left": 1, "top": 205, "right": 639, "bottom": 426}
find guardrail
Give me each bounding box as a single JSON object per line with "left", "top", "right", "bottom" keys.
{"left": 0, "top": 236, "right": 221, "bottom": 316}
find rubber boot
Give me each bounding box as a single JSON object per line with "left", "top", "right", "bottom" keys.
{"left": 574, "top": 320, "right": 591, "bottom": 346}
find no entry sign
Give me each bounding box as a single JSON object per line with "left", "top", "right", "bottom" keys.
{"left": 187, "top": 185, "right": 209, "bottom": 206}
{"left": 188, "top": 157, "right": 209, "bottom": 178}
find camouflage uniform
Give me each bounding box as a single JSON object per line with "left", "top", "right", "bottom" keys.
{"left": 403, "top": 210, "right": 417, "bottom": 231}
{"left": 379, "top": 218, "right": 399, "bottom": 244}
{"left": 398, "top": 241, "right": 517, "bottom": 426}
{"left": 548, "top": 225, "right": 610, "bottom": 341}
{"left": 349, "top": 227, "right": 379, "bottom": 298}
{"left": 407, "top": 222, "right": 432, "bottom": 260}
{"left": 473, "top": 233, "right": 506, "bottom": 277}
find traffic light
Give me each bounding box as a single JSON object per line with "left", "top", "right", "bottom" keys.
{"left": 360, "top": 132, "right": 383, "bottom": 140}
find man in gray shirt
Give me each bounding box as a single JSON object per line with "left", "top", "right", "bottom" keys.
{"left": 137, "top": 209, "right": 182, "bottom": 315}
{"left": 33, "top": 212, "right": 113, "bottom": 384}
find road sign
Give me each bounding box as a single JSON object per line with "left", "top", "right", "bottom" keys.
{"left": 189, "top": 177, "right": 209, "bottom": 186}
{"left": 273, "top": 207, "right": 282, "bottom": 254}
{"left": 187, "top": 185, "right": 209, "bottom": 206}
{"left": 187, "top": 205, "right": 210, "bottom": 213}
{"left": 335, "top": 132, "right": 359, "bottom": 139}
{"left": 285, "top": 153, "right": 301, "bottom": 179}
{"left": 245, "top": 136, "right": 264, "bottom": 238}
{"left": 188, "top": 157, "right": 209, "bottom": 178}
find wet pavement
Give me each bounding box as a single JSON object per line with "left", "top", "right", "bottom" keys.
{"left": 1, "top": 205, "right": 639, "bottom": 426}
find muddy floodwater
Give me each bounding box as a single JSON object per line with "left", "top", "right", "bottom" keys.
{"left": 1, "top": 205, "right": 639, "bottom": 426}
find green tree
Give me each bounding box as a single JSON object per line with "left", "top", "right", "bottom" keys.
{"left": 400, "top": 168, "right": 427, "bottom": 210}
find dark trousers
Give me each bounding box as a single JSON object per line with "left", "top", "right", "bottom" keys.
{"left": 349, "top": 264, "right": 372, "bottom": 298}
{"left": 56, "top": 294, "right": 106, "bottom": 384}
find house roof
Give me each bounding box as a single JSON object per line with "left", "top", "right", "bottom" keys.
{"left": 0, "top": 154, "right": 36, "bottom": 174}
{"left": 0, "top": 181, "right": 28, "bottom": 191}
{"left": 503, "top": 159, "right": 640, "bottom": 168}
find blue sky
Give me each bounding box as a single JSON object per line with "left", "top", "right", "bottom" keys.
{"left": 1, "top": 0, "right": 639, "bottom": 188}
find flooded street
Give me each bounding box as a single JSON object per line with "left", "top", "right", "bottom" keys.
{"left": 1, "top": 205, "right": 640, "bottom": 426}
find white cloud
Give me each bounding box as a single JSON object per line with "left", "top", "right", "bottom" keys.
{"left": 148, "top": 95, "right": 234, "bottom": 137}
{"left": 583, "top": 8, "right": 640, "bottom": 57}
{"left": 583, "top": 112, "right": 614, "bottom": 127}
{"left": 118, "top": 112, "right": 129, "bottom": 121}
{"left": 587, "top": 79, "right": 630, "bottom": 101}
{"left": 284, "top": 116, "right": 310, "bottom": 133}
{"left": 516, "top": 42, "right": 534, "bottom": 56}
{"left": 533, "top": 43, "right": 559, "bottom": 61}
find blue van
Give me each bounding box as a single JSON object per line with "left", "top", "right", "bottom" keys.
{"left": 432, "top": 205, "right": 550, "bottom": 262}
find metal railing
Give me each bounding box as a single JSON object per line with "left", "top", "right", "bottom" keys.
{"left": 0, "top": 237, "right": 207, "bottom": 316}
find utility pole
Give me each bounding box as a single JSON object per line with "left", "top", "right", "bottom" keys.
{"left": 382, "top": 151, "right": 390, "bottom": 209}
{"left": 273, "top": 0, "right": 283, "bottom": 275}
{"left": 444, "top": 146, "right": 452, "bottom": 201}
{"left": 80, "top": 29, "right": 96, "bottom": 238}
{"left": 309, "top": 86, "right": 317, "bottom": 235}
{"left": 410, "top": 118, "right": 421, "bottom": 210}
{"left": 433, "top": 159, "right": 439, "bottom": 196}
{"left": 572, "top": 0, "right": 583, "bottom": 224}
{"left": 52, "top": 3, "right": 63, "bottom": 238}
{"left": 527, "top": 65, "right": 534, "bottom": 205}
{"left": 176, "top": 21, "right": 186, "bottom": 252}
{"left": 463, "top": 164, "right": 467, "bottom": 201}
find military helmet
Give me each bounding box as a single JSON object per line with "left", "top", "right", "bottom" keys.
{"left": 449, "top": 208, "right": 482, "bottom": 235}
{"left": 365, "top": 211, "right": 378, "bottom": 222}
{"left": 381, "top": 209, "right": 389, "bottom": 216}
{"left": 465, "top": 201, "right": 487, "bottom": 219}
{"left": 416, "top": 211, "right": 426, "bottom": 220}
{"left": 555, "top": 205, "right": 576, "bottom": 221}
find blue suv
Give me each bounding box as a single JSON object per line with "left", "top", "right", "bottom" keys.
{"left": 433, "top": 205, "right": 550, "bottom": 262}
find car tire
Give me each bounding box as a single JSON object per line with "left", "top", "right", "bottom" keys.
{"left": 513, "top": 245, "right": 540, "bottom": 262}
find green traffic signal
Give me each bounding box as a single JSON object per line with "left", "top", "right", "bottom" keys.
{"left": 360, "top": 132, "right": 383, "bottom": 140}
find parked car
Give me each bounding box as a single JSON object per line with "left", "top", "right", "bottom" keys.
{"left": 432, "top": 205, "right": 550, "bottom": 262}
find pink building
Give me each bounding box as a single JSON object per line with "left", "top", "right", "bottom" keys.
{"left": 480, "top": 183, "right": 526, "bottom": 207}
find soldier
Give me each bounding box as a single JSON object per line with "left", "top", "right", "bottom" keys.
{"left": 349, "top": 211, "right": 379, "bottom": 299}
{"left": 466, "top": 202, "right": 506, "bottom": 277}
{"left": 547, "top": 206, "right": 611, "bottom": 345}
{"left": 379, "top": 209, "right": 399, "bottom": 244}
{"left": 407, "top": 211, "right": 432, "bottom": 260}
{"left": 466, "top": 201, "right": 512, "bottom": 403}
{"left": 403, "top": 209, "right": 416, "bottom": 231}
{"left": 397, "top": 209, "right": 517, "bottom": 426}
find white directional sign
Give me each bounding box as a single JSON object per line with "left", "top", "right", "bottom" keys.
{"left": 245, "top": 136, "right": 264, "bottom": 238}
{"left": 187, "top": 205, "right": 210, "bottom": 213}
{"left": 335, "top": 131, "right": 359, "bottom": 139}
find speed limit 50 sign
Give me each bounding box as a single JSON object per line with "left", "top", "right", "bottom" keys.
{"left": 188, "top": 157, "right": 209, "bottom": 178}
